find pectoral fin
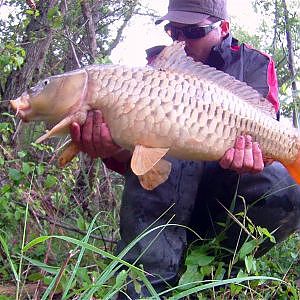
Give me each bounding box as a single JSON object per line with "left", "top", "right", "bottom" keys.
{"left": 138, "top": 158, "right": 172, "bottom": 190}
{"left": 131, "top": 145, "right": 169, "bottom": 175}
{"left": 35, "top": 115, "right": 74, "bottom": 143}
{"left": 58, "top": 142, "right": 80, "bottom": 167}
{"left": 35, "top": 111, "right": 87, "bottom": 143}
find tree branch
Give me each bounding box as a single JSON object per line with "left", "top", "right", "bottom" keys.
{"left": 81, "top": 0, "right": 97, "bottom": 61}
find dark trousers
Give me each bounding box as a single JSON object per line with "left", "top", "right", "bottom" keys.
{"left": 116, "top": 159, "right": 300, "bottom": 298}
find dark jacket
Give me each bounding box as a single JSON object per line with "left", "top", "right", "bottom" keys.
{"left": 104, "top": 34, "right": 279, "bottom": 174}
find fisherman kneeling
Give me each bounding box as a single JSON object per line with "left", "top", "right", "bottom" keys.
{"left": 70, "top": 0, "right": 300, "bottom": 298}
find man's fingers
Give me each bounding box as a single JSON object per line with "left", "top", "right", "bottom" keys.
{"left": 69, "top": 110, "right": 121, "bottom": 159}
{"left": 219, "top": 135, "right": 265, "bottom": 174}
{"left": 242, "top": 135, "right": 254, "bottom": 171}
{"left": 231, "top": 136, "right": 245, "bottom": 170}
{"left": 92, "top": 111, "right": 103, "bottom": 151}
{"left": 70, "top": 122, "right": 81, "bottom": 144}
{"left": 219, "top": 148, "right": 234, "bottom": 169}
{"left": 81, "top": 112, "right": 93, "bottom": 142}
{"left": 91, "top": 111, "right": 121, "bottom": 158}
{"left": 93, "top": 110, "right": 104, "bottom": 123}
{"left": 252, "top": 142, "right": 264, "bottom": 173}
{"left": 81, "top": 111, "right": 96, "bottom": 156}
{"left": 100, "top": 123, "right": 121, "bottom": 155}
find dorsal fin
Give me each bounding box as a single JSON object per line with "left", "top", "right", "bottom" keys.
{"left": 151, "top": 41, "right": 276, "bottom": 118}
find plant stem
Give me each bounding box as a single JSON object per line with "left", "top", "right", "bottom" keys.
{"left": 16, "top": 202, "right": 29, "bottom": 300}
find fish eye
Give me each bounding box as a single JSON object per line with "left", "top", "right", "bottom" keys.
{"left": 43, "top": 79, "right": 50, "bottom": 86}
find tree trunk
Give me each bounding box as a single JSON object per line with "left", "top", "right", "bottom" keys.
{"left": 282, "top": 0, "right": 299, "bottom": 127}
{"left": 3, "top": 0, "right": 60, "bottom": 100}
{"left": 81, "top": 0, "right": 97, "bottom": 62}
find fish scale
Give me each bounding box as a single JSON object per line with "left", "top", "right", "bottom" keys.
{"left": 9, "top": 41, "right": 300, "bottom": 190}
{"left": 92, "top": 66, "right": 276, "bottom": 160}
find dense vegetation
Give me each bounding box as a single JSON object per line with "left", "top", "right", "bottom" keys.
{"left": 0, "top": 0, "right": 299, "bottom": 298}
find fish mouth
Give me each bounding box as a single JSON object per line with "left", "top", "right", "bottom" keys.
{"left": 10, "top": 93, "right": 31, "bottom": 122}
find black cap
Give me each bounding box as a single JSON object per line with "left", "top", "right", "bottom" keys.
{"left": 155, "top": 0, "right": 228, "bottom": 25}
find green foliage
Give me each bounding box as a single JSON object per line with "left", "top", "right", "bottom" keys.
{"left": 47, "top": 6, "right": 63, "bottom": 29}
{"left": 176, "top": 206, "right": 300, "bottom": 299}
{"left": 0, "top": 113, "right": 125, "bottom": 297}
{"left": 0, "top": 44, "right": 26, "bottom": 96}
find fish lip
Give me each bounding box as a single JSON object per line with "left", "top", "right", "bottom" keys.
{"left": 10, "top": 93, "right": 31, "bottom": 122}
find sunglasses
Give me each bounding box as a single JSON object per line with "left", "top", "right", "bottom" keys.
{"left": 164, "top": 21, "right": 222, "bottom": 40}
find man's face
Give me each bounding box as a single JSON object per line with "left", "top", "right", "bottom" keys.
{"left": 169, "top": 19, "right": 228, "bottom": 63}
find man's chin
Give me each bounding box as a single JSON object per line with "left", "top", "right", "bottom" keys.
{"left": 184, "top": 48, "right": 199, "bottom": 62}
{"left": 184, "top": 48, "right": 193, "bottom": 58}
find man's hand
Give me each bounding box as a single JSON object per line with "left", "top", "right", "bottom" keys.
{"left": 70, "top": 110, "right": 122, "bottom": 159}
{"left": 219, "top": 135, "right": 272, "bottom": 174}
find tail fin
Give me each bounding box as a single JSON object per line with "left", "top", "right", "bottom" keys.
{"left": 281, "top": 152, "right": 300, "bottom": 184}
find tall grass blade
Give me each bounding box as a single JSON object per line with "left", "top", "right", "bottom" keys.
{"left": 61, "top": 213, "right": 102, "bottom": 299}
{"left": 159, "top": 276, "right": 285, "bottom": 299}
{"left": 0, "top": 233, "right": 19, "bottom": 282}
{"left": 16, "top": 201, "right": 29, "bottom": 300}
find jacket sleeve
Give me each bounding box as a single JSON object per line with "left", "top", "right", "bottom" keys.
{"left": 243, "top": 45, "right": 279, "bottom": 113}
{"left": 102, "top": 157, "right": 129, "bottom": 175}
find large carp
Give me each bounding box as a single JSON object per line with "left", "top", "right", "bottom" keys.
{"left": 10, "top": 42, "right": 300, "bottom": 190}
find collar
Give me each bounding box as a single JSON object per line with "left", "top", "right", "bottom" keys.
{"left": 207, "top": 33, "right": 239, "bottom": 70}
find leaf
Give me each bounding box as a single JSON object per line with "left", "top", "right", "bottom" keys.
{"left": 178, "top": 265, "right": 203, "bottom": 290}
{"left": 77, "top": 215, "right": 86, "bottom": 231}
{"left": 8, "top": 168, "right": 22, "bottom": 182}
{"left": 37, "top": 164, "right": 45, "bottom": 175}
{"left": 44, "top": 175, "right": 57, "bottom": 188}
{"left": 102, "top": 269, "right": 127, "bottom": 300}
{"left": 28, "top": 272, "right": 44, "bottom": 281}
{"left": 0, "top": 234, "right": 18, "bottom": 281}
{"left": 200, "top": 265, "right": 213, "bottom": 276}
{"left": 186, "top": 253, "right": 214, "bottom": 267}
{"left": 257, "top": 226, "right": 276, "bottom": 243}
{"left": 23, "top": 236, "right": 51, "bottom": 252}
{"left": 17, "top": 151, "right": 27, "bottom": 158}
{"left": 248, "top": 224, "right": 255, "bottom": 234}
{"left": 0, "top": 156, "right": 4, "bottom": 166}
{"left": 0, "top": 295, "right": 13, "bottom": 300}
{"left": 239, "top": 240, "right": 257, "bottom": 259}
{"left": 47, "top": 7, "right": 58, "bottom": 20}
{"left": 14, "top": 210, "right": 22, "bottom": 221}
{"left": 22, "top": 162, "right": 32, "bottom": 176}
{"left": 215, "top": 262, "right": 225, "bottom": 280}
{"left": 230, "top": 282, "right": 243, "bottom": 295}
{"left": 291, "top": 252, "right": 298, "bottom": 259}
{"left": 244, "top": 255, "right": 256, "bottom": 273}
{"left": 15, "top": 56, "right": 24, "bottom": 67}
{"left": 25, "top": 9, "right": 35, "bottom": 15}
{"left": 22, "top": 256, "right": 59, "bottom": 274}
{"left": 1, "top": 184, "right": 10, "bottom": 194}
{"left": 133, "top": 277, "right": 142, "bottom": 295}
{"left": 52, "top": 16, "right": 63, "bottom": 29}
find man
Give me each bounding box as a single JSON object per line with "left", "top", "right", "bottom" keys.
{"left": 70, "top": 0, "right": 300, "bottom": 297}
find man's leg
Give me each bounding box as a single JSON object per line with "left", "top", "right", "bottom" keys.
{"left": 116, "top": 158, "right": 203, "bottom": 298}
{"left": 191, "top": 162, "right": 300, "bottom": 257}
